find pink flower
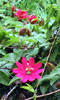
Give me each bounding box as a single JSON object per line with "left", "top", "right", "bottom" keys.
{"left": 15, "top": 9, "right": 29, "bottom": 20}
{"left": 29, "top": 15, "right": 38, "bottom": 24}
{"left": 12, "top": 57, "right": 44, "bottom": 83}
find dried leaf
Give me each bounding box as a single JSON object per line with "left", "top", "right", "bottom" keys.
{"left": 1, "top": 95, "right": 7, "bottom": 100}
{"left": 19, "top": 93, "right": 26, "bottom": 100}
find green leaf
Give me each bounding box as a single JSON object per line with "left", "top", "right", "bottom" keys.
{"left": 50, "top": 47, "right": 58, "bottom": 62}
{"left": 48, "top": 17, "right": 56, "bottom": 28}
{"left": 0, "top": 71, "right": 10, "bottom": 86}
{"left": 2, "top": 53, "right": 16, "bottom": 63}
{"left": 21, "top": 83, "right": 34, "bottom": 93}
{"left": 56, "top": 0, "right": 60, "bottom": 23}
{"left": 2, "top": 51, "right": 23, "bottom": 63}
{"left": 23, "top": 47, "right": 39, "bottom": 60}
{"left": 0, "top": 69, "right": 10, "bottom": 77}
{"left": 40, "top": 84, "right": 49, "bottom": 94}
{"left": 50, "top": 75, "right": 59, "bottom": 85}
{"left": 32, "top": 80, "right": 39, "bottom": 88}
{"left": 6, "top": 36, "right": 20, "bottom": 46}
{"left": 9, "top": 76, "right": 20, "bottom": 86}
{"left": 0, "top": 49, "right": 6, "bottom": 55}
{"left": 39, "top": 65, "right": 60, "bottom": 85}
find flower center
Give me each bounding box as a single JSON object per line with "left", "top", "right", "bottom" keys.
{"left": 27, "top": 71, "right": 31, "bottom": 74}
{"left": 26, "top": 66, "right": 34, "bottom": 75}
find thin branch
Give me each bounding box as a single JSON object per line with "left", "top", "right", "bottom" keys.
{"left": 1, "top": 85, "right": 17, "bottom": 100}
{"left": 0, "top": 67, "right": 12, "bottom": 70}
{"left": 6, "top": 85, "right": 17, "bottom": 97}
{"left": 0, "top": 45, "right": 35, "bottom": 49}
{"left": 42, "top": 28, "right": 59, "bottom": 76}
{"left": 0, "top": 61, "right": 12, "bottom": 70}
{"left": 35, "top": 28, "right": 59, "bottom": 92}
{"left": 0, "top": 62, "right": 9, "bottom": 67}
{"left": 24, "top": 89, "right": 60, "bottom": 100}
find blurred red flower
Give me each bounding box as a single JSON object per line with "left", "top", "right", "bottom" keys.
{"left": 29, "top": 15, "right": 38, "bottom": 24}
{"left": 15, "top": 9, "right": 29, "bottom": 20}
{"left": 12, "top": 5, "right": 16, "bottom": 12}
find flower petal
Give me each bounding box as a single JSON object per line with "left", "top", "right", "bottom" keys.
{"left": 22, "top": 75, "right": 28, "bottom": 83}
{"left": 31, "top": 73, "right": 42, "bottom": 80}
{"left": 36, "top": 75, "right": 42, "bottom": 79}
{"left": 29, "top": 57, "right": 35, "bottom": 66}
{"left": 15, "top": 9, "right": 21, "bottom": 16}
{"left": 33, "top": 69, "right": 44, "bottom": 74}
{"left": 22, "top": 57, "right": 27, "bottom": 64}
{"left": 22, "top": 57, "right": 28, "bottom": 68}
{"left": 34, "top": 62, "right": 42, "bottom": 69}
{"left": 16, "top": 73, "right": 24, "bottom": 78}
{"left": 16, "top": 61, "right": 25, "bottom": 70}
{"left": 31, "top": 73, "right": 38, "bottom": 80}
{"left": 28, "top": 75, "right": 34, "bottom": 81}
{"left": 12, "top": 68, "right": 26, "bottom": 74}
{"left": 12, "top": 68, "right": 20, "bottom": 73}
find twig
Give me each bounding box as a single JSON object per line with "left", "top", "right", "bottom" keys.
{"left": 6, "top": 46, "right": 35, "bottom": 50}
{"left": 42, "top": 28, "right": 59, "bottom": 76}
{"left": 6, "top": 85, "right": 17, "bottom": 97}
{"left": 0, "top": 45, "right": 35, "bottom": 49}
{"left": 1, "top": 85, "right": 17, "bottom": 100}
{"left": 0, "top": 67, "right": 12, "bottom": 70}
{"left": 0, "top": 61, "right": 12, "bottom": 70}
{"left": 0, "top": 62, "right": 9, "bottom": 67}
{"left": 24, "top": 88, "right": 60, "bottom": 100}
{"left": 35, "top": 28, "right": 59, "bottom": 93}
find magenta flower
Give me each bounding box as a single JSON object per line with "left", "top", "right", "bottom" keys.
{"left": 12, "top": 57, "right": 44, "bottom": 83}
{"left": 15, "top": 9, "right": 29, "bottom": 20}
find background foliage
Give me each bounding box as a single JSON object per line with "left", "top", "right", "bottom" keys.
{"left": 0, "top": 0, "right": 60, "bottom": 100}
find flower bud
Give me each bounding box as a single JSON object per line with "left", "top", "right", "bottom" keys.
{"left": 19, "top": 28, "right": 26, "bottom": 35}
{"left": 47, "top": 62, "right": 55, "bottom": 71}
{"left": 27, "top": 29, "right": 31, "bottom": 36}
{"left": 56, "top": 82, "right": 60, "bottom": 89}
{"left": 39, "top": 18, "right": 44, "bottom": 26}
{"left": 29, "top": 15, "right": 38, "bottom": 24}
{"left": 12, "top": 5, "right": 16, "bottom": 12}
